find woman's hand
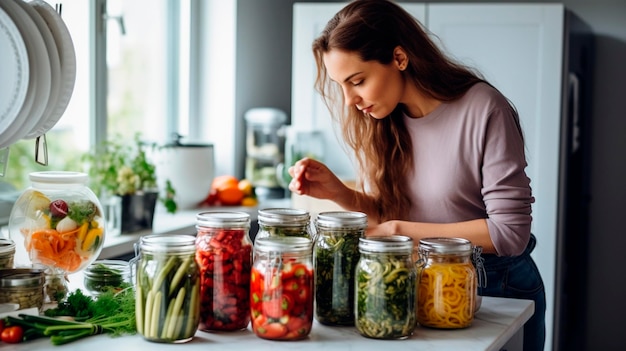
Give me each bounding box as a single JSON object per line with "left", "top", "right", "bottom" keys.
{"left": 288, "top": 157, "right": 346, "bottom": 200}
{"left": 365, "top": 221, "right": 398, "bottom": 237}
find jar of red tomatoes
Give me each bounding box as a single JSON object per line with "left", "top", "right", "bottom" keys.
{"left": 195, "top": 211, "right": 253, "bottom": 331}
{"left": 251, "top": 236, "right": 313, "bottom": 341}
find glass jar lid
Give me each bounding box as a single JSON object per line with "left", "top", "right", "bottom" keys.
{"left": 315, "top": 211, "right": 367, "bottom": 228}
{"left": 358, "top": 236, "right": 413, "bottom": 253}
{"left": 418, "top": 237, "right": 473, "bottom": 254}
{"left": 258, "top": 208, "right": 310, "bottom": 227}
{"left": 0, "top": 268, "right": 45, "bottom": 288}
{"left": 196, "top": 211, "right": 250, "bottom": 228}
{"left": 254, "top": 236, "right": 312, "bottom": 253}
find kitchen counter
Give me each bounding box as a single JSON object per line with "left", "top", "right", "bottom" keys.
{"left": 3, "top": 296, "right": 533, "bottom": 351}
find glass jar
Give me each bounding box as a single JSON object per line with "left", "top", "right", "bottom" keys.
{"left": 313, "top": 211, "right": 366, "bottom": 325}
{"left": 416, "top": 237, "right": 477, "bottom": 329}
{"left": 355, "top": 236, "right": 417, "bottom": 339}
{"left": 83, "top": 260, "right": 131, "bottom": 296}
{"left": 8, "top": 171, "right": 106, "bottom": 273}
{"left": 250, "top": 237, "right": 313, "bottom": 341}
{"left": 195, "top": 211, "right": 252, "bottom": 331}
{"left": 256, "top": 208, "right": 312, "bottom": 241}
{"left": 0, "top": 268, "right": 45, "bottom": 310}
{"left": 0, "top": 238, "right": 16, "bottom": 269}
{"left": 135, "top": 234, "right": 200, "bottom": 343}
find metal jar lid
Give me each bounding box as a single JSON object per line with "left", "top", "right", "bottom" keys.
{"left": 418, "top": 237, "right": 473, "bottom": 254}
{"left": 358, "top": 236, "right": 413, "bottom": 253}
{"left": 315, "top": 211, "right": 367, "bottom": 229}
{"left": 0, "top": 268, "right": 45, "bottom": 288}
{"left": 0, "top": 238, "right": 16, "bottom": 255}
{"left": 254, "top": 236, "right": 312, "bottom": 254}
{"left": 138, "top": 234, "right": 196, "bottom": 253}
{"left": 196, "top": 211, "right": 250, "bottom": 228}
{"left": 257, "top": 208, "right": 310, "bottom": 227}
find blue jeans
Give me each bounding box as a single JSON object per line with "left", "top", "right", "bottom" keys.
{"left": 479, "top": 234, "right": 546, "bottom": 351}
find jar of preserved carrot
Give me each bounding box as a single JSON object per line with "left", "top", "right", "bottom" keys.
{"left": 250, "top": 236, "right": 313, "bottom": 341}
{"left": 416, "top": 237, "right": 477, "bottom": 329}
{"left": 195, "top": 211, "right": 252, "bottom": 331}
{"left": 355, "top": 236, "right": 417, "bottom": 339}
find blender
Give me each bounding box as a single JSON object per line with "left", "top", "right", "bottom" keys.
{"left": 244, "top": 108, "right": 287, "bottom": 200}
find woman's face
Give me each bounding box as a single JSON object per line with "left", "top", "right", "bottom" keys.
{"left": 323, "top": 49, "right": 405, "bottom": 119}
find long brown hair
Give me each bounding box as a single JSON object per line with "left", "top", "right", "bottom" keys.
{"left": 312, "top": 0, "right": 485, "bottom": 221}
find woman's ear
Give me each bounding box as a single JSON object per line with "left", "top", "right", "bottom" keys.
{"left": 393, "top": 46, "right": 409, "bottom": 71}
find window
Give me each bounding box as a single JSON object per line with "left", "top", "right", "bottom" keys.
{"left": 1, "top": 0, "right": 191, "bottom": 190}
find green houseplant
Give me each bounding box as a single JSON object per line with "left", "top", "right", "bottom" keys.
{"left": 81, "top": 134, "right": 177, "bottom": 233}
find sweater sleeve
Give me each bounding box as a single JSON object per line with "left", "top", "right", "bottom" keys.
{"left": 481, "top": 104, "right": 534, "bottom": 256}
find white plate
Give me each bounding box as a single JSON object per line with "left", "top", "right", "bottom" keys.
{"left": 25, "top": 0, "right": 76, "bottom": 139}
{"left": 0, "top": 0, "right": 51, "bottom": 148}
{"left": 0, "top": 5, "right": 29, "bottom": 139}
{"left": 15, "top": 0, "right": 61, "bottom": 141}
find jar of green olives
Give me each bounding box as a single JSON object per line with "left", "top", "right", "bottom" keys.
{"left": 313, "top": 211, "right": 366, "bottom": 325}
{"left": 255, "top": 208, "right": 312, "bottom": 241}
{"left": 355, "top": 236, "right": 417, "bottom": 339}
{"left": 135, "top": 234, "right": 200, "bottom": 343}
{"left": 0, "top": 268, "right": 45, "bottom": 311}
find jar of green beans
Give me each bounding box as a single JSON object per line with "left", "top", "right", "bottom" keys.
{"left": 135, "top": 234, "right": 200, "bottom": 343}
{"left": 355, "top": 236, "right": 417, "bottom": 339}
{"left": 313, "top": 211, "right": 366, "bottom": 325}
{"left": 255, "top": 208, "right": 312, "bottom": 241}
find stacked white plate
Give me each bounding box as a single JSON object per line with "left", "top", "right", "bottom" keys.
{"left": 0, "top": 0, "right": 76, "bottom": 149}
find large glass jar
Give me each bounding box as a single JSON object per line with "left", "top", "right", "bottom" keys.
{"left": 313, "top": 211, "right": 366, "bottom": 325}
{"left": 416, "top": 237, "right": 477, "bottom": 329}
{"left": 8, "top": 171, "right": 106, "bottom": 274}
{"left": 135, "top": 234, "right": 200, "bottom": 343}
{"left": 250, "top": 236, "right": 314, "bottom": 341}
{"left": 255, "top": 208, "right": 312, "bottom": 241}
{"left": 195, "top": 211, "right": 252, "bottom": 331}
{"left": 0, "top": 268, "right": 45, "bottom": 311}
{"left": 355, "top": 236, "right": 417, "bottom": 339}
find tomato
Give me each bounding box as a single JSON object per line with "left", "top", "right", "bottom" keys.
{"left": 1, "top": 326, "right": 24, "bottom": 344}
{"left": 0, "top": 319, "right": 5, "bottom": 334}
{"left": 285, "top": 315, "right": 310, "bottom": 334}
{"left": 258, "top": 322, "right": 288, "bottom": 339}
{"left": 262, "top": 294, "right": 293, "bottom": 319}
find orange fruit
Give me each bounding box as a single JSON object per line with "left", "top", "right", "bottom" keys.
{"left": 211, "top": 175, "right": 239, "bottom": 191}
{"left": 218, "top": 184, "right": 245, "bottom": 205}
{"left": 238, "top": 179, "right": 253, "bottom": 196}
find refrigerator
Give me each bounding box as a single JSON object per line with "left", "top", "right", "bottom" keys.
{"left": 292, "top": 3, "right": 594, "bottom": 350}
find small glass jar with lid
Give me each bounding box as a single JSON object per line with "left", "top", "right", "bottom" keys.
{"left": 83, "top": 260, "right": 131, "bottom": 296}
{"left": 416, "top": 237, "right": 477, "bottom": 329}
{"left": 250, "top": 236, "right": 314, "bottom": 341}
{"left": 195, "top": 211, "right": 253, "bottom": 331}
{"left": 8, "top": 171, "right": 106, "bottom": 273}
{"left": 255, "top": 208, "right": 312, "bottom": 241}
{"left": 0, "top": 238, "right": 16, "bottom": 269}
{"left": 0, "top": 268, "right": 45, "bottom": 310}
{"left": 135, "top": 234, "right": 200, "bottom": 343}
{"left": 355, "top": 236, "right": 417, "bottom": 339}
{"left": 313, "top": 211, "right": 366, "bottom": 325}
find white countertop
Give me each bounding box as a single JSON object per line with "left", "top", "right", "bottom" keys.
{"left": 3, "top": 296, "right": 533, "bottom": 351}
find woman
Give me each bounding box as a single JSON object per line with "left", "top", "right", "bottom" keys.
{"left": 288, "top": 1, "right": 546, "bottom": 350}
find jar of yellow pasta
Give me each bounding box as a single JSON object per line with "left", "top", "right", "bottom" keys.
{"left": 417, "top": 237, "right": 477, "bottom": 329}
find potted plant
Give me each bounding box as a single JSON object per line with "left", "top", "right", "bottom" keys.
{"left": 81, "top": 133, "right": 177, "bottom": 233}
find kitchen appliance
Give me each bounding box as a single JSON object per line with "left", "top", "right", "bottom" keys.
{"left": 244, "top": 108, "right": 287, "bottom": 200}
{"left": 292, "top": 3, "right": 593, "bottom": 350}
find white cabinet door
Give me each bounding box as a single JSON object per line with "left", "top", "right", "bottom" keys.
{"left": 427, "top": 4, "right": 565, "bottom": 348}
{"left": 291, "top": 3, "right": 426, "bottom": 179}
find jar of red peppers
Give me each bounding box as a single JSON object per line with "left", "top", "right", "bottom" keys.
{"left": 251, "top": 236, "right": 314, "bottom": 341}
{"left": 255, "top": 208, "right": 312, "bottom": 241}
{"left": 195, "top": 211, "right": 253, "bottom": 331}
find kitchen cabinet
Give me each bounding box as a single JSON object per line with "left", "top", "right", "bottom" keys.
{"left": 292, "top": 3, "right": 594, "bottom": 350}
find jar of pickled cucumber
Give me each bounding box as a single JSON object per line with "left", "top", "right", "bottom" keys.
{"left": 355, "top": 236, "right": 417, "bottom": 339}
{"left": 135, "top": 234, "right": 200, "bottom": 343}
{"left": 0, "top": 238, "right": 16, "bottom": 269}
{"left": 250, "top": 236, "right": 314, "bottom": 341}
{"left": 313, "top": 211, "right": 366, "bottom": 325}
{"left": 255, "top": 208, "right": 312, "bottom": 241}
{"left": 195, "top": 211, "right": 252, "bottom": 331}
{"left": 416, "top": 237, "right": 477, "bottom": 329}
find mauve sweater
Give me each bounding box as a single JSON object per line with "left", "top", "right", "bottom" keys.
{"left": 403, "top": 82, "right": 534, "bottom": 256}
